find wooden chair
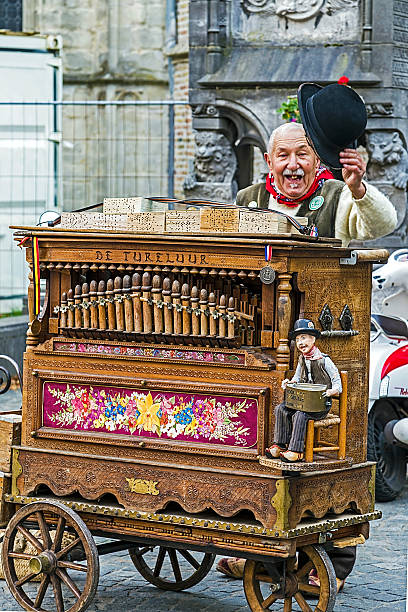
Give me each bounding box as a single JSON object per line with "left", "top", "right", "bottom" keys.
{"left": 304, "top": 371, "right": 348, "bottom": 463}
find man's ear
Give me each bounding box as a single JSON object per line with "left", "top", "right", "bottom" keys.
{"left": 264, "top": 152, "right": 272, "bottom": 171}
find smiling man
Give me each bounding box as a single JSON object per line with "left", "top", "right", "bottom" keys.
{"left": 236, "top": 122, "right": 397, "bottom": 246}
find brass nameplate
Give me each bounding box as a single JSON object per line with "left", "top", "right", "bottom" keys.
{"left": 125, "top": 478, "right": 160, "bottom": 496}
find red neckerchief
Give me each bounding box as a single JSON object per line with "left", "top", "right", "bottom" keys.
{"left": 266, "top": 166, "right": 334, "bottom": 208}
{"left": 302, "top": 345, "right": 322, "bottom": 361}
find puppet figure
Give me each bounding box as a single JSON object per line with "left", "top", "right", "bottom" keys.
{"left": 266, "top": 318, "right": 342, "bottom": 462}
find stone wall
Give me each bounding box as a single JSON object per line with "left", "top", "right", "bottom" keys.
{"left": 23, "top": 0, "right": 174, "bottom": 207}
{"left": 169, "top": 0, "right": 195, "bottom": 197}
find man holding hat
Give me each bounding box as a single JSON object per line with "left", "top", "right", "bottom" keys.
{"left": 236, "top": 83, "right": 397, "bottom": 245}
{"left": 266, "top": 318, "right": 341, "bottom": 462}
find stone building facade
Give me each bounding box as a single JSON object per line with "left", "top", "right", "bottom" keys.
{"left": 188, "top": 0, "right": 408, "bottom": 247}
{"left": 21, "top": 0, "right": 195, "bottom": 202}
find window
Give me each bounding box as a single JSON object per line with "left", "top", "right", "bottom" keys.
{"left": 0, "top": 0, "right": 23, "bottom": 32}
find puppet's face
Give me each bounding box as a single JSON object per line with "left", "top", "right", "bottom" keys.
{"left": 295, "top": 333, "right": 316, "bottom": 354}
{"left": 265, "top": 126, "right": 319, "bottom": 200}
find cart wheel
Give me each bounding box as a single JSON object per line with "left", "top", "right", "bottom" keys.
{"left": 129, "top": 545, "right": 215, "bottom": 591}
{"left": 2, "top": 500, "right": 99, "bottom": 612}
{"left": 243, "top": 544, "right": 337, "bottom": 612}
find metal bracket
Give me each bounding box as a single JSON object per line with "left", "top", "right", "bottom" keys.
{"left": 339, "top": 251, "right": 357, "bottom": 265}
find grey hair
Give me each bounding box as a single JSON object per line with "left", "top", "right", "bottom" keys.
{"left": 267, "top": 122, "right": 307, "bottom": 156}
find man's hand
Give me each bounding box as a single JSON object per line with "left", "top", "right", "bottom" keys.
{"left": 323, "top": 388, "right": 340, "bottom": 398}
{"left": 281, "top": 378, "right": 291, "bottom": 390}
{"left": 339, "top": 148, "right": 366, "bottom": 200}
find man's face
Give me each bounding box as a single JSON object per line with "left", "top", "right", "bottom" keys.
{"left": 265, "top": 128, "right": 320, "bottom": 200}
{"left": 295, "top": 333, "right": 316, "bottom": 354}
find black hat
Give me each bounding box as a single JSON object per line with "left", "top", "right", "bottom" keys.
{"left": 290, "top": 319, "right": 321, "bottom": 339}
{"left": 297, "top": 83, "right": 367, "bottom": 170}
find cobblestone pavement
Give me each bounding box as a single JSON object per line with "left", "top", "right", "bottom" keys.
{"left": 0, "top": 390, "right": 405, "bottom": 611}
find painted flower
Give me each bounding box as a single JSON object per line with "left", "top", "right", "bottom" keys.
{"left": 136, "top": 392, "right": 161, "bottom": 433}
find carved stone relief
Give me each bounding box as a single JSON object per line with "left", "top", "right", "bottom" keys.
{"left": 241, "top": 0, "right": 357, "bottom": 19}
{"left": 366, "top": 130, "right": 408, "bottom": 234}
{"left": 183, "top": 130, "right": 238, "bottom": 202}
{"left": 239, "top": 0, "right": 359, "bottom": 43}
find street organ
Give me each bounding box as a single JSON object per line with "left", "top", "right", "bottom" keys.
{"left": 1, "top": 210, "right": 384, "bottom": 612}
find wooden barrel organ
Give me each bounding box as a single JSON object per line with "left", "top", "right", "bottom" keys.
{"left": 11, "top": 227, "right": 385, "bottom": 533}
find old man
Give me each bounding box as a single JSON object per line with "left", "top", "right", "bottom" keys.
{"left": 236, "top": 121, "right": 397, "bottom": 246}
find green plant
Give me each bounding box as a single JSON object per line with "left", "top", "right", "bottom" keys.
{"left": 276, "top": 95, "right": 301, "bottom": 122}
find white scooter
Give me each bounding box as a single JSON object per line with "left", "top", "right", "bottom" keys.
{"left": 368, "top": 248, "right": 408, "bottom": 501}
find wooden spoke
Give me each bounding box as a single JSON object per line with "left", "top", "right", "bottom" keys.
{"left": 153, "top": 547, "right": 166, "bottom": 577}
{"left": 178, "top": 548, "right": 200, "bottom": 570}
{"left": 34, "top": 575, "right": 50, "bottom": 609}
{"left": 8, "top": 552, "right": 33, "bottom": 560}
{"left": 51, "top": 516, "right": 66, "bottom": 552}
{"left": 261, "top": 592, "right": 279, "bottom": 608}
{"left": 298, "top": 582, "right": 320, "bottom": 596}
{"left": 130, "top": 547, "right": 215, "bottom": 591}
{"left": 36, "top": 511, "right": 52, "bottom": 550}
{"left": 255, "top": 572, "right": 275, "bottom": 583}
{"left": 296, "top": 560, "right": 314, "bottom": 580}
{"left": 56, "top": 567, "right": 81, "bottom": 598}
{"left": 51, "top": 573, "right": 65, "bottom": 612}
{"left": 2, "top": 501, "right": 99, "bottom": 612}
{"left": 283, "top": 597, "right": 293, "bottom": 612}
{"left": 56, "top": 535, "right": 82, "bottom": 560}
{"left": 15, "top": 572, "right": 38, "bottom": 588}
{"left": 168, "top": 549, "right": 182, "bottom": 583}
{"left": 294, "top": 592, "right": 313, "bottom": 612}
{"left": 16, "top": 525, "right": 43, "bottom": 553}
{"left": 58, "top": 559, "right": 88, "bottom": 572}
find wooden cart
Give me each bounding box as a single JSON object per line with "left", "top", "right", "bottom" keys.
{"left": 0, "top": 225, "right": 384, "bottom": 611}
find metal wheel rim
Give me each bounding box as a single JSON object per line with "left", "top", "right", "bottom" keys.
{"left": 2, "top": 500, "right": 99, "bottom": 612}
{"left": 243, "top": 544, "right": 337, "bottom": 612}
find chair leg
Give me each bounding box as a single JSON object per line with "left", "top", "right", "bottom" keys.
{"left": 305, "top": 419, "right": 315, "bottom": 462}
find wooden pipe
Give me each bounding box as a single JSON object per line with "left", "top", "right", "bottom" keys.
{"left": 171, "top": 280, "right": 181, "bottom": 335}
{"left": 97, "top": 280, "right": 106, "bottom": 330}
{"left": 200, "top": 288, "right": 208, "bottom": 336}
{"left": 228, "top": 296, "right": 235, "bottom": 338}
{"left": 89, "top": 280, "right": 98, "bottom": 328}
{"left": 218, "top": 295, "right": 226, "bottom": 338}
{"left": 152, "top": 274, "right": 163, "bottom": 334}
{"left": 60, "top": 292, "right": 68, "bottom": 329}
{"left": 190, "top": 286, "right": 199, "bottom": 336}
{"left": 82, "top": 282, "right": 90, "bottom": 328}
{"left": 74, "top": 284, "right": 82, "bottom": 328}
{"left": 181, "top": 283, "right": 191, "bottom": 336}
{"left": 131, "top": 273, "right": 142, "bottom": 333}
{"left": 114, "top": 276, "right": 125, "bottom": 331}
{"left": 162, "top": 277, "right": 173, "bottom": 334}
{"left": 67, "top": 289, "right": 74, "bottom": 328}
{"left": 122, "top": 275, "right": 133, "bottom": 332}
{"left": 142, "top": 272, "right": 152, "bottom": 333}
{"left": 208, "top": 292, "right": 216, "bottom": 337}
{"left": 106, "top": 278, "right": 115, "bottom": 330}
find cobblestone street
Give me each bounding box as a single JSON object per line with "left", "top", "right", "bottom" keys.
{"left": 0, "top": 391, "right": 406, "bottom": 611}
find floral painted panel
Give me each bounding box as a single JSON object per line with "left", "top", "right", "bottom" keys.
{"left": 43, "top": 382, "right": 258, "bottom": 448}
{"left": 53, "top": 342, "right": 246, "bottom": 365}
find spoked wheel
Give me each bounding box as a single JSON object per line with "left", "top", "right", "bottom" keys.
{"left": 129, "top": 545, "right": 215, "bottom": 591}
{"left": 2, "top": 500, "right": 99, "bottom": 612}
{"left": 243, "top": 544, "right": 337, "bottom": 612}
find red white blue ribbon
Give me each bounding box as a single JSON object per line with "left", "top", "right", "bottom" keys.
{"left": 265, "top": 245, "right": 273, "bottom": 261}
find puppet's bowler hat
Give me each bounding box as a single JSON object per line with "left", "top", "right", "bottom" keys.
{"left": 297, "top": 83, "right": 367, "bottom": 169}
{"left": 290, "top": 319, "right": 321, "bottom": 339}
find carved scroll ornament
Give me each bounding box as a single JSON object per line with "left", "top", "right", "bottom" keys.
{"left": 241, "top": 0, "right": 358, "bottom": 20}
